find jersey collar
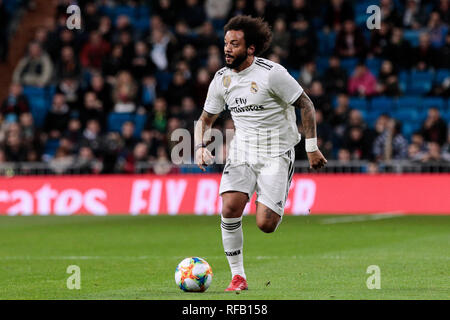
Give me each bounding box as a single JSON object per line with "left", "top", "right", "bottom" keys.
{"left": 230, "top": 56, "right": 257, "bottom": 76}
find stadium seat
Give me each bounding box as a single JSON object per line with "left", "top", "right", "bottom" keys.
{"left": 135, "top": 18, "right": 149, "bottom": 32}
{"left": 288, "top": 69, "right": 300, "bottom": 80}
{"left": 317, "top": 31, "right": 336, "bottom": 56}
{"left": 155, "top": 71, "right": 173, "bottom": 92}
{"left": 407, "top": 70, "right": 433, "bottom": 95}
{"left": 349, "top": 97, "right": 368, "bottom": 110}
{"left": 136, "top": 5, "right": 151, "bottom": 19}
{"left": 43, "top": 139, "right": 60, "bottom": 157}
{"left": 398, "top": 70, "right": 409, "bottom": 92}
{"left": 113, "top": 5, "right": 137, "bottom": 20}
{"left": 392, "top": 108, "right": 421, "bottom": 122}
{"left": 370, "top": 96, "right": 394, "bottom": 114}
{"left": 134, "top": 114, "right": 147, "bottom": 138}
{"left": 366, "top": 57, "right": 382, "bottom": 76}
{"left": 396, "top": 96, "right": 422, "bottom": 110}
{"left": 366, "top": 110, "right": 383, "bottom": 128}
{"left": 402, "top": 123, "right": 420, "bottom": 139}
{"left": 107, "top": 113, "right": 134, "bottom": 133}
{"left": 422, "top": 97, "right": 445, "bottom": 111}
{"left": 340, "top": 58, "right": 358, "bottom": 75}
{"left": 355, "top": 13, "right": 367, "bottom": 27}
{"left": 434, "top": 69, "right": 450, "bottom": 84}
{"left": 442, "top": 110, "right": 450, "bottom": 123}
{"left": 403, "top": 30, "right": 421, "bottom": 47}
{"left": 315, "top": 57, "right": 329, "bottom": 76}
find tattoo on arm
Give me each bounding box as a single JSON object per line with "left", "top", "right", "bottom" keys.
{"left": 294, "top": 91, "right": 316, "bottom": 139}
{"left": 195, "top": 111, "right": 219, "bottom": 146}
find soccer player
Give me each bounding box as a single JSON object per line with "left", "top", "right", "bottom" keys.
{"left": 194, "top": 16, "right": 327, "bottom": 291}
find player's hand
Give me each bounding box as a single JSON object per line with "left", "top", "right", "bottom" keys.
{"left": 307, "top": 150, "right": 327, "bottom": 170}
{"left": 196, "top": 147, "right": 214, "bottom": 172}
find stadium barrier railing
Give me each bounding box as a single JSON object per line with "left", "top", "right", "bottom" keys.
{"left": 1, "top": 160, "right": 449, "bottom": 176}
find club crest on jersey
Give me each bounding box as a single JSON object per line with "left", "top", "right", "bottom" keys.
{"left": 223, "top": 75, "right": 231, "bottom": 88}
{"left": 250, "top": 81, "right": 258, "bottom": 93}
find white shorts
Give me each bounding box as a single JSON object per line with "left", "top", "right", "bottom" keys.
{"left": 219, "top": 148, "right": 295, "bottom": 216}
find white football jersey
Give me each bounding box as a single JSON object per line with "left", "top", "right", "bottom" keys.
{"left": 204, "top": 57, "right": 303, "bottom": 158}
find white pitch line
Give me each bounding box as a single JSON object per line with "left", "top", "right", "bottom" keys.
{"left": 320, "top": 212, "right": 405, "bottom": 225}
{"left": 0, "top": 255, "right": 297, "bottom": 261}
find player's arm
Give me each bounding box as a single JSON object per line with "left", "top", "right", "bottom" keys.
{"left": 194, "top": 110, "right": 220, "bottom": 171}
{"left": 293, "top": 92, "right": 327, "bottom": 170}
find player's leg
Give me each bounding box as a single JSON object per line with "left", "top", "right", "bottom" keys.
{"left": 219, "top": 161, "right": 256, "bottom": 291}
{"left": 255, "top": 202, "right": 281, "bottom": 233}
{"left": 221, "top": 191, "right": 247, "bottom": 278}
{"left": 221, "top": 191, "right": 249, "bottom": 291}
{"left": 255, "top": 148, "right": 295, "bottom": 233}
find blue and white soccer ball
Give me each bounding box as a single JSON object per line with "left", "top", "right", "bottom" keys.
{"left": 175, "top": 257, "right": 213, "bottom": 292}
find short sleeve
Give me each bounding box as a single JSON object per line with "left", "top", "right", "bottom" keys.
{"left": 268, "top": 65, "right": 303, "bottom": 105}
{"left": 203, "top": 76, "right": 225, "bottom": 114}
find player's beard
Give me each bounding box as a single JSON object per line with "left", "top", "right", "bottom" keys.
{"left": 225, "top": 51, "right": 248, "bottom": 69}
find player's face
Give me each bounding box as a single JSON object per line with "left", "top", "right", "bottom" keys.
{"left": 224, "top": 30, "right": 248, "bottom": 69}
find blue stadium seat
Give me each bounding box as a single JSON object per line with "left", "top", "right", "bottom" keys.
{"left": 107, "top": 113, "right": 134, "bottom": 133}
{"left": 340, "top": 58, "right": 358, "bottom": 75}
{"left": 155, "top": 71, "right": 173, "bottom": 92}
{"left": 317, "top": 31, "right": 336, "bottom": 56}
{"left": 442, "top": 110, "right": 450, "bottom": 123}
{"left": 392, "top": 108, "right": 421, "bottom": 122}
{"left": 114, "top": 5, "right": 137, "bottom": 19}
{"left": 402, "top": 123, "right": 420, "bottom": 139}
{"left": 398, "top": 70, "right": 409, "bottom": 92}
{"left": 288, "top": 69, "right": 300, "bottom": 80}
{"left": 315, "top": 57, "right": 329, "bottom": 76}
{"left": 366, "top": 110, "right": 383, "bottom": 127}
{"left": 396, "top": 96, "right": 422, "bottom": 110}
{"left": 43, "top": 139, "right": 60, "bottom": 157}
{"left": 349, "top": 97, "right": 368, "bottom": 110}
{"left": 355, "top": 13, "right": 367, "bottom": 27}
{"left": 355, "top": 3, "right": 368, "bottom": 15}
{"left": 422, "top": 97, "right": 445, "bottom": 111}
{"left": 407, "top": 70, "right": 433, "bottom": 95}
{"left": 366, "top": 57, "right": 382, "bottom": 76}
{"left": 134, "top": 114, "right": 147, "bottom": 138}
{"left": 136, "top": 5, "right": 151, "bottom": 18}
{"left": 403, "top": 30, "right": 421, "bottom": 47}
{"left": 434, "top": 69, "right": 450, "bottom": 84}
{"left": 370, "top": 96, "right": 394, "bottom": 114}
{"left": 135, "top": 18, "right": 149, "bottom": 32}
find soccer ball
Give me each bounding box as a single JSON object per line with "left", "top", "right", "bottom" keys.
{"left": 175, "top": 257, "right": 213, "bottom": 292}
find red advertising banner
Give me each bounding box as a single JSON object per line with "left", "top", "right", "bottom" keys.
{"left": 0, "top": 174, "right": 449, "bottom": 215}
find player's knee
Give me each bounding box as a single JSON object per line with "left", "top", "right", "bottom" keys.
{"left": 257, "top": 220, "right": 277, "bottom": 233}
{"left": 222, "top": 203, "right": 243, "bottom": 218}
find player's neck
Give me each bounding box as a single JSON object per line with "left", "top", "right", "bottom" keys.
{"left": 232, "top": 55, "right": 255, "bottom": 73}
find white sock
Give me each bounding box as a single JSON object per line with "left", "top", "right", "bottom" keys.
{"left": 221, "top": 216, "right": 246, "bottom": 279}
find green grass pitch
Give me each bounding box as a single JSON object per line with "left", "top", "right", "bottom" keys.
{"left": 0, "top": 215, "right": 448, "bottom": 300}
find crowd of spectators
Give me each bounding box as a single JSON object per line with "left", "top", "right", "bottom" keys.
{"left": 0, "top": 0, "right": 449, "bottom": 174}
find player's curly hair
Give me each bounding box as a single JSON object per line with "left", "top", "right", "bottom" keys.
{"left": 224, "top": 15, "right": 272, "bottom": 56}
